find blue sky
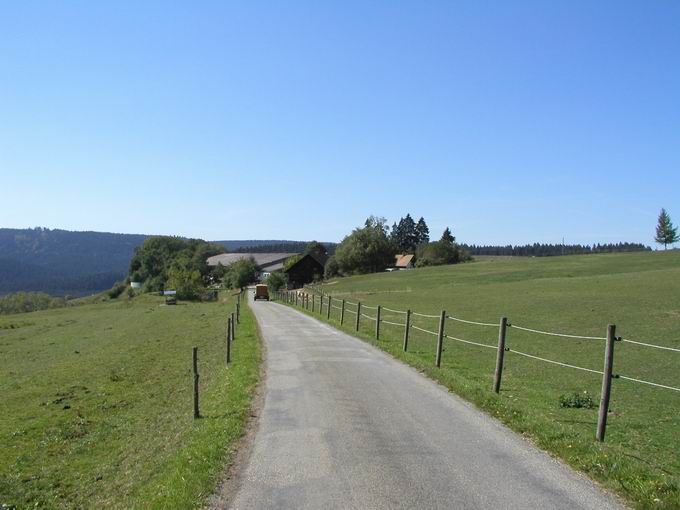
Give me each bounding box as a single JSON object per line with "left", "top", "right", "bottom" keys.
{"left": 1, "top": 1, "right": 678, "bottom": 245}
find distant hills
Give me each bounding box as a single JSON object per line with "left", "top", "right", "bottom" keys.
{"left": 0, "top": 228, "right": 329, "bottom": 296}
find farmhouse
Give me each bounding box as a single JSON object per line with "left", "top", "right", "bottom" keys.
{"left": 394, "top": 254, "right": 415, "bottom": 270}
{"left": 206, "top": 252, "right": 299, "bottom": 278}
{"left": 284, "top": 253, "right": 326, "bottom": 288}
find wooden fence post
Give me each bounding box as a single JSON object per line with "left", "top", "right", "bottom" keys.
{"left": 596, "top": 324, "right": 616, "bottom": 442}
{"left": 356, "top": 302, "right": 362, "bottom": 331}
{"left": 231, "top": 312, "right": 236, "bottom": 341}
{"left": 435, "top": 310, "right": 446, "bottom": 368}
{"left": 493, "top": 317, "right": 508, "bottom": 393}
{"left": 192, "top": 347, "right": 200, "bottom": 418}
{"left": 226, "top": 317, "right": 232, "bottom": 364}
{"left": 375, "top": 305, "right": 381, "bottom": 340}
{"left": 312, "top": 294, "right": 315, "bottom": 313}
{"left": 236, "top": 302, "right": 240, "bottom": 324}
{"left": 327, "top": 296, "right": 331, "bottom": 319}
{"left": 341, "top": 299, "right": 345, "bottom": 326}
{"left": 403, "top": 309, "right": 411, "bottom": 351}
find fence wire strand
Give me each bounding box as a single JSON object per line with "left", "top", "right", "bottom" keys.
{"left": 361, "top": 313, "right": 377, "bottom": 321}
{"left": 412, "top": 312, "right": 440, "bottom": 319}
{"left": 446, "top": 315, "right": 498, "bottom": 328}
{"left": 362, "top": 304, "right": 378, "bottom": 310}
{"left": 382, "top": 319, "right": 406, "bottom": 327}
{"left": 411, "top": 325, "right": 438, "bottom": 336}
{"left": 621, "top": 338, "right": 680, "bottom": 353}
{"left": 618, "top": 375, "right": 680, "bottom": 393}
{"left": 507, "top": 348, "right": 604, "bottom": 375}
{"left": 382, "top": 306, "right": 407, "bottom": 314}
{"left": 509, "top": 324, "right": 605, "bottom": 340}
{"left": 445, "top": 334, "right": 497, "bottom": 350}
{"left": 332, "top": 304, "right": 343, "bottom": 311}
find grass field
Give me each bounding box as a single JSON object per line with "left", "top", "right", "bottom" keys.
{"left": 0, "top": 291, "right": 260, "bottom": 509}
{"left": 285, "top": 250, "right": 680, "bottom": 509}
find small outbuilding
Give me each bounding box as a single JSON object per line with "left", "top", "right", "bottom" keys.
{"left": 394, "top": 254, "right": 415, "bottom": 270}
{"left": 284, "top": 253, "right": 325, "bottom": 289}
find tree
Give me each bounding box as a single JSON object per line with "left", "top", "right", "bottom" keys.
{"left": 391, "top": 214, "right": 418, "bottom": 253}
{"left": 167, "top": 267, "right": 203, "bottom": 300}
{"left": 324, "top": 256, "right": 340, "bottom": 278}
{"left": 305, "top": 241, "right": 328, "bottom": 262}
{"left": 415, "top": 217, "right": 430, "bottom": 246}
{"left": 440, "top": 227, "right": 455, "bottom": 245}
{"left": 335, "top": 216, "right": 396, "bottom": 274}
{"left": 265, "top": 271, "right": 287, "bottom": 292}
{"left": 655, "top": 208, "right": 679, "bottom": 250}
{"left": 226, "top": 257, "right": 258, "bottom": 289}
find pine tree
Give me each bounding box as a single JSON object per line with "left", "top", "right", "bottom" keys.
{"left": 440, "top": 227, "right": 455, "bottom": 245}
{"left": 655, "top": 208, "right": 679, "bottom": 250}
{"left": 415, "top": 217, "right": 430, "bottom": 246}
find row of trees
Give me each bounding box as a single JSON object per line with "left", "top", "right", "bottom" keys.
{"left": 325, "top": 216, "right": 466, "bottom": 277}
{"left": 461, "top": 242, "right": 652, "bottom": 257}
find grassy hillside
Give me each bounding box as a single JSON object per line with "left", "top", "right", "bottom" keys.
{"left": 0, "top": 291, "right": 260, "bottom": 509}
{"left": 294, "top": 251, "right": 680, "bottom": 508}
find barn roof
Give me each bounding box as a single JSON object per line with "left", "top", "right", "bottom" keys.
{"left": 206, "top": 252, "right": 299, "bottom": 271}
{"left": 394, "top": 254, "right": 414, "bottom": 267}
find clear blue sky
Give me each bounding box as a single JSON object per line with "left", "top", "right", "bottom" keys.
{"left": 1, "top": 1, "right": 678, "bottom": 245}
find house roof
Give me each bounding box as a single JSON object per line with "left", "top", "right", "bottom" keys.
{"left": 394, "top": 254, "right": 415, "bottom": 267}
{"left": 283, "top": 253, "right": 325, "bottom": 273}
{"left": 207, "top": 252, "right": 299, "bottom": 271}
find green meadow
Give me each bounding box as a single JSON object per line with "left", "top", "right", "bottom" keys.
{"left": 292, "top": 250, "right": 680, "bottom": 509}
{"left": 0, "top": 292, "right": 260, "bottom": 509}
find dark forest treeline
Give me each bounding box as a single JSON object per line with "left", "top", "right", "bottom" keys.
{"left": 460, "top": 242, "right": 651, "bottom": 257}
{"left": 235, "top": 242, "right": 337, "bottom": 255}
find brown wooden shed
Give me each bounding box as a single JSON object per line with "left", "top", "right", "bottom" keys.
{"left": 284, "top": 253, "right": 325, "bottom": 289}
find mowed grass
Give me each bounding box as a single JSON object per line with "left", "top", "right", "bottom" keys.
{"left": 0, "top": 291, "right": 260, "bottom": 509}
{"left": 291, "top": 251, "right": 680, "bottom": 509}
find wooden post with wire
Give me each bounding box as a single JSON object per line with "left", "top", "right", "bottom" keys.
{"left": 375, "top": 305, "right": 381, "bottom": 339}
{"left": 327, "top": 296, "right": 331, "bottom": 319}
{"left": 231, "top": 312, "right": 236, "bottom": 341}
{"left": 596, "top": 324, "right": 616, "bottom": 442}
{"left": 192, "top": 347, "right": 200, "bottom": 419}
{"left": 493, "top": 317, "right": 508, "bottom": 393}
{"left": 403, "top": 310, "right": 411, "bottom": 351}
{"left": 340, "top": 299, "right": 345, "bottom": 326}
{"left": 435, "top": 310, "right": 446, "bottom": 368}
{"left": 312, "top": 294, "right": 315, "bottom": 313}
{"left": 226, "top": 317, "right": 232, "bottom": 364}
{"left": 356, "top": 302, "right": 362, "bottom": 331}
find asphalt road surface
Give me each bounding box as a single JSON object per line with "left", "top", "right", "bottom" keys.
{"left": 229, "top": 293, "right": 622, "bottom": 510}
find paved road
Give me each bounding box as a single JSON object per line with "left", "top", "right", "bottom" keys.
{"left": 230, "top": 293, "right": 622, "bottom": 510}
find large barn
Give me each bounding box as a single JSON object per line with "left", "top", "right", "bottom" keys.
{"left": 206, "top": 252, "right": 299, "bottom": 278}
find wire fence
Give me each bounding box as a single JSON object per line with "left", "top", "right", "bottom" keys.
{"left": 275, "top": 285, "right": 680, "bottom": 441}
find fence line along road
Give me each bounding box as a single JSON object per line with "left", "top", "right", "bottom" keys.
{"left": 276, "top": 286, "right": 680, "bottom": 442}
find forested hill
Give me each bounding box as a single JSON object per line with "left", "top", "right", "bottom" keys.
{"left": 0, "top": 228, "right": 149, "bottom": 295}
{"left": 0, "top": 229, "right": 329, "bottom": 296}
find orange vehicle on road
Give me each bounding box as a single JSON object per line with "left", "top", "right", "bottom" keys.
{"left": 254, "top": 284, "right": 269, "bottom": 301}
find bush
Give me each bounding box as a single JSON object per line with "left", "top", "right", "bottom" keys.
{"left": 324, "top": 256, "right": 340, "bottom": 278}
{"left": 415, "top": 240, "right": 463, "bottom": 267}
{"left": 0, "top": 292, "right": 67, "bottom": 315}
{"left": 107, "top": 281, "right": 127, "bottom": 299}
{"left": 559, "top": 391, "right": 596, "bottom": 409}
{"left": 167, "top": 267, "right": 203, "bottom": 300}
{"left": 266, "top": 272, "right": 287, "bottom": 292}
